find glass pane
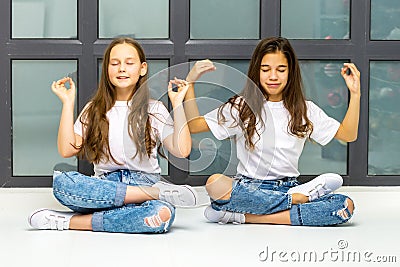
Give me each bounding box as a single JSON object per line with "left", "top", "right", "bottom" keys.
{"left": 189, "top": 60, "right": 249, "bottom": 175}
{"left": 147, "top": 60, "right": 170, "bottom": 176}
{"left": 12, "top": 60, "right": 78, "bottom": 176}
{"left": 190, "top": 0, "right": 259, "bottom": 39}
{"left": 12, "top": 0, "right": 77, "bottom": 38}
{"left": 299, "top": 61, "right": 348, "bottom": 175}
{"left": 369, "top": 61, "right": 400, "bottom": 175}
{"left": 99, "top": 0, "right": 169, "bottom": 39}
{"left": 281, "top": 0, "right": 350, "bottom": 39}
{"left": 371, "top": 0, "right": 400, "bottom": 40}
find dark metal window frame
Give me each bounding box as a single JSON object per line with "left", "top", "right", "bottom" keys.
{"left": 1, "top": 0, "right": 399, "bottom": 187}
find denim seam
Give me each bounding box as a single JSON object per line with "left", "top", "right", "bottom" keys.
{"left": 114, "top": 182, "right": 127, "bottom": 207}
{"left": 287, "top": 192, "right": 293, "bottom": 209}
{"left": 92, "top": 212, "right": 103, "bottom": 232}
{"left": 53, "top": 189, "right": 115, "bottom": 205}
{"left": 290, "top": 205, "right": 303, "bottom": 226}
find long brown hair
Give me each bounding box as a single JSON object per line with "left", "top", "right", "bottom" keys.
{"left": 77, "top": 38, "right": 156, "bottom": 163}
{"left": 219, "top": 37, "right": 313, "bottom": 150}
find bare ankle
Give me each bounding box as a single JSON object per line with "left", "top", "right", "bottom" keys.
{"left": 69, "top": 214, "right": 93, "bottom": 231}
{"left": 291, "top": 193, "right": 309, "bottom": 204}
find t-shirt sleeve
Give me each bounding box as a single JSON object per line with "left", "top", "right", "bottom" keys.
{"left": 73, "top": 118, "right": 83, "bottom": 137}
{"left": 308, "top": 101, "right": 341, "bottom": 146}
{"left": 73, "top": 103, "right": 91, "bottom": 137}
{"left": 204, "top": 102, "right": 242, "bottom": 140}
{"left": 149, "top": 101, "right": 174, "bottom": 142}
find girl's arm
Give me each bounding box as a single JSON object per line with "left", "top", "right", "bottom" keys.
{"left": 184, "top": 60, "right": 217, "bottom": 134}
{"left": 51, "top": 77, "right": 82, "bottom": 158}
{"left": 334, "top": 63, "right": 361, "bottom": 142}
{"left": 162, "top": 79, "right": 192, "bottom": 158}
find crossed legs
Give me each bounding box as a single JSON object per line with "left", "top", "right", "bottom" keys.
{"left": 205, "top": 173, "right": 354, "bottom": 225}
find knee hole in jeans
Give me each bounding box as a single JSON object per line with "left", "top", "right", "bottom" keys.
{"left": 144, "top": 206, "right": 172, "bottom": 228}
{"left": 336, "top": 198, "right": 354, "bottom": 220}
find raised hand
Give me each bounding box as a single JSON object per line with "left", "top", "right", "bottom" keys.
{"left": 51, "top": 77, "right": 76, "bottom": 105}
{"left": 186, "top": 59, "right": 217, "bottom": 83}
{"left": 341, "top": 63, "right": 361, "bottom": 97}
{"left": 168, "top": 78, "right": 190, "bottom": 108}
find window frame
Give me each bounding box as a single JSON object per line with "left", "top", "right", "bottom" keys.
{"left": 1, "top": 0, "right": 400, "bottom": 186}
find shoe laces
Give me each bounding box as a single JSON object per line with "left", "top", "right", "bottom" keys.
{"left": 162, "top": 191, "right": 181, "bottom": 206}
{"left": 47, "top": 214, "right": 69, "bottom": 231}
{"left": 308, "top": 183, "right": 329, "bottom": 201}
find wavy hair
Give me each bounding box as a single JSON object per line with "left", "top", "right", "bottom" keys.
{"left": 219, "top": 37, "right": 313, "bottom": 150}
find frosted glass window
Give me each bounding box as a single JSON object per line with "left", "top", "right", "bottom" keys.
{"left": 281, "top": 0, "right": 350, "bottom": 39}
{"left": 99, "top": 0, "right": 169, "bottom": 39}
{"left": 369, "top": 61, "right": 400, "bottom": 175}
{"left": 190, "top": 0, "right": 259, "bottom": 39}
{"left": 299, "top": 61, "right": 348, "bottom": 175}
{"left": 371, "top": 0, "right": 400, "bottom": 40}
{"left": 12, "top": 0, "right": 77, "bottom": 38}
{"left": 146, "top": 60, "right": 170, "bottom": 175}
{"left": 12, "top": 60, "right": 78, "bottom": 175}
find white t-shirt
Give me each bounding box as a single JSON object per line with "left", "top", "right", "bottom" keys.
{"left": 74, "top": 100, "right": 174, "bottom": 177}
{"left": 204, "top": 99, "right": 340, "bottom": 180}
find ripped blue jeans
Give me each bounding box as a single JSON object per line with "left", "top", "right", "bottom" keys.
{"left": 52, "top": 170, "right": 175, "bottom": 234}
{"left": 211, "top": 175, "right": 354, "bottom": 226}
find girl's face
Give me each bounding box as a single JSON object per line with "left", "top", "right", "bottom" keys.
{"left": 108, "top": 43, "right": 147, "bottom": 94}
{"left": 259, "top": 51, "right": 289, "bottom": 102}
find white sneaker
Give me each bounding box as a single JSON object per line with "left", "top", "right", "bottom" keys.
{"left": 28, "top": 209, "right": 76, "bottom": 231}
{"left": 204, "top": 206, "right": 245, "bottom": 225}
{"left": 287, "top": 173, "right": 343, "bottom": 201}
{"left": 153, "top": 181, "right": 198, "bottom": 207}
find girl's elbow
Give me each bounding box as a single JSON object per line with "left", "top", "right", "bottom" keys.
{"left": 348, "top": 135, "right": 358, "bottom": 142}
{"left": 170, "top": 152, "right": 190, "bottom": 159}
{"left": 179, "top": 146, "right": 192, "bottom": 158}
{"left": 59, "top": 151, "right": 72, "bottom": 158}
{"left": 336, "top": 126, "right": 358, "bottom": 143}
{"left": 343, "top": 133, "right": 358, "bottom": 143}
{"left": 58, "top": 148, "right": 77, "bottom": 158}
{"left": 175, "top": 144, "right": 192, "bottom": 158}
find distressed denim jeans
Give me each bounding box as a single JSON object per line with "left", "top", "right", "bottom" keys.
{"left": 211, "top": 175, "right": 354, "bottom": 226}
{"left": 52, "top": 170, "right": 175, "bottom": 234}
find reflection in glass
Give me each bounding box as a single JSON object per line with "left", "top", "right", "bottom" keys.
{"left": 371, "top": 0, "right": 400, "bottom": 40}
{"left": 369, "top": 62, "right": 400, "bottom": 175}
{"left": 12, "top": 0, "right": 77, "bottom": 38}
{"left": 281, "top": 0, "right": 350, "bottom": 39}
{"left": 190, "top": 0, "right": 259, "bottom": 39}
{"left": 299, "top": 61, "right": 348, "bottom": 175}
{"left": 99, "top": 0, "right": 168, "bottom": 39}
{"left": 189, "top": 61, "right": 249, "bottom": 175}
{"left": 12, "top": 60, "right": 78, "bottom": 175}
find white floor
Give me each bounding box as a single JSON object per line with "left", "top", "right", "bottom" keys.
{"left": 1, "top": 187, "right": 399, "bottom": 267}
